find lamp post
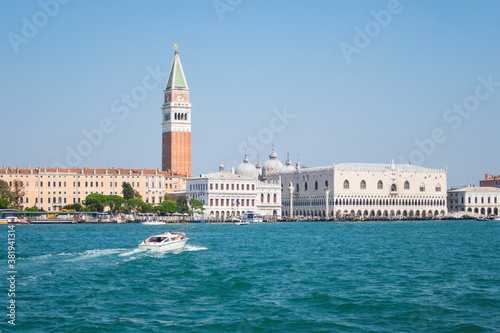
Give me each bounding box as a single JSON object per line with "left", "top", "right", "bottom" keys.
{"left": 324, "top": 186, "right": 330, "bottom": 220}
{"left": 288, "top": 182, "right": 295, "bottom": 220}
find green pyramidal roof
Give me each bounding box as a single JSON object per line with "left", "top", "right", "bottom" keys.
{"left": 166, "top": 50, "right": 188, "bottom": 90}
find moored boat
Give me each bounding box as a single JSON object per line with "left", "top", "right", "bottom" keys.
{"left": 235, "top": 220, "right": 250, "bottom": 225}
{"left": 0, "top": 216, "right": 30, "bottom": 225}
{"left": 242, "top": 211, "right": 263, "bottom": 223}
{"left": 476, "top": 217, "right": 489, "bottom": 221}
{"left": 138, "top": 231, "right": 188, "bottom": 252}
{"left": 140, "top": 220, "right": 167, "bottom": 225}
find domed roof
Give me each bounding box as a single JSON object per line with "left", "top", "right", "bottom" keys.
{"left": 281, "top": 153, "right": 295, "bottom": 172}
{"left": 263, "top": 146, "right": 283, "bottom": 174}
{"left": 235, "top": 154, "right": 259, "bottom": 178}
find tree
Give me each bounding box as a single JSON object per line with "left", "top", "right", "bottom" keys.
{"left": 0, "top": 180, "right": 13, "bottom": 204}
{"left": 172, "top": 194, "right": 189, "bottom": 213}
{"left": 189, "top": 198, "right": 205, "bottom": 214}
{"left": 161, "top": 200, "right": 178, "bottom": 214}
{"left": 106, "top": 195, "right": 126, "bottom": 213}
{"left": 127, "top": 198, "right": 144, "bottom": 215}
{"left": 153, "top": 205, "right": 166, "bottom": 215}
{"left": 83, "top": 193, "right": 107, "bottom": 212}
{"left": 62, "top": 203, "right": 85, "bottom": 212}
{"left": 11, "top": 180, "right": 25, "bottom": 208}
{"left": 25, "top": 206, "right": 41, "bottom": 212}
{"left": 133, "top": 190, "right": 142, "bottom": 200}
{"left": 0, "top": 198, "right": 9, "bottom": 209}
{"left": 122, "top": 182, "right": 134, "bottom": 200}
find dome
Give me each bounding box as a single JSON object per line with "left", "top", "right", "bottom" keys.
{"left": 235, "top": 155, "right": 259, "bottom": 178}
{"left": 263, "top": 146, "right": 283, "bottom": 174}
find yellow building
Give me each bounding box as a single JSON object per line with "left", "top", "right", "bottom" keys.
{"left": 0, "top": 166, "right": 186, "bottom": 211}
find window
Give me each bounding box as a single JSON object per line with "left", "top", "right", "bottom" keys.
{"left": 377, "top": 181, "right": 383, "bottom": 190}
{"left": 232, "top": 184, "right": 234, "bottom": 190}
{"left": 361, "top": 180, "right": 366, "bottom": 190}
{"left": 210, "top": 184, "right": 213, "bottom": 190}
{"left": 304, "top": 182, "right": 308, "bottom": 191}
{"left": 419, "top": 183, "right": 425, "bottom": 192}
{"left": 296, "top": 183, "right": 299, "bottom": 192}
{"left": 237, "top": 184, "right": 239, "bottom": 190}
{"left": 226, "top": 184, "right": 229, "bottom": 190}
{"left": 274, "top": 194, "right": 277, "bottom": 203}
{"left": 267, "top": 194, "right": 270, "bottom": 203}
{"left": 215, "top": 184, "right": 218, "bottom": 190}
{"left": 41, "top": 198, "right": 43, "bottom": 204}
{"left": 210, "top": 199, "right": 213, "bottom": 206}
{"left": 343, "top": 180, "right": 349, "bottom": 190}
{"left": 252, "top": 184, "right": 255, "bottom": 191}
{"left": 435, "top": 184, "right": 441, "bottom": 192}
{"left": 59, "top": 182, "right": 62, "bottom": 187}
{"left": 391, "top": 184, "right": 397, "bottom": 192}
{"left": 325, "top": 180, "right": 329, "bottom": 188}
{"left": 468, "top": 197, "right": 471, "bottom": 204}
{"left": 315, "top": 181, "right": 318, "bottom": 190}
{"left": 404, "top": 181, "right": 410, "bottom": 190}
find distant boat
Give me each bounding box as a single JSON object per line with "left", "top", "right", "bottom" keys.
{"left": 476, "top": 217, "right": 489, "bottom": 222}
{"left": 141, "top": 220, "right": 167, "bottom": 225}
{"left": 192, "top": 220, "right": 206, "bottom": 223}
{"left": 235, "top": 220, "right": 250, "bottom": 225}
{"left": 0, "top": 216, "right": 30, "bottom": 225}
{"left": 243, "top": 211, "right": 263, "bottom": 223}
{"left": 494, "top": 217, "right": 500, "bottom": 221}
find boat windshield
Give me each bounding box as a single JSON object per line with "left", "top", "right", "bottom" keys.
{"left": 149, "top": 237, "right": 167, "bottom": 243}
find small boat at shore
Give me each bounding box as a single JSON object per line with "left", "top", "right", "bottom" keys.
{"left": 242, "top": 211, "right": 263, "bottom": 223}
{"left": 138, "top": 231, "right": 188, "bottom": 252}
{"left": 476, "top": 217, "right": 489, "bottom": 222}
{"left": 236, "top": 220, "right": 250, "bottom": 225}
{"left": 140, "top": 220, "right": 166, "bottom": 225}
{"left": 0, "top": 216, "right": 30, "bottom": 225}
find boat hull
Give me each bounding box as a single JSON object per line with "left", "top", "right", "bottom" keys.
{"left": 138, "top": 239, "right": 188, "bottom": 252}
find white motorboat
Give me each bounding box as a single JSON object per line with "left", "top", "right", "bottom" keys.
{"left": 235, "top": 220, "right": 250, "bottom": 225}
{"left": 242, "top": 211, "right": 263, "bottom": 223}
{"left": 494, "top": 217, "right": 500, "bottom": 221}
{"left": 140, "top": 220, "right": 166, "bottom": 225}
{"left": 138, "top": 232, "right": 188, "bottom": 252}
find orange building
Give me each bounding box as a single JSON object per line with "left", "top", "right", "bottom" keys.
{"left": 480, "top": 174, "right": 500, "bottom": 188}
{"left": 161, "top": 45, "right": 192, "bottom": 177}
{"left": 0, "top": 166, "right": 185, "bottom": 212}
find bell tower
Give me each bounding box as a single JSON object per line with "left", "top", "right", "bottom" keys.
{"left": 162, "top": 45, "right": 192, "bottom": 177}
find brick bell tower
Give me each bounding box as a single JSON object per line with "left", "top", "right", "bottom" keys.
{"left": 162, "top": 45, "right": 192, "bottom": 177}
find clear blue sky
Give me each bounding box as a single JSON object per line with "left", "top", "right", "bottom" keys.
{"left": 1, "top": 0, "right": 499, "bottom": 187}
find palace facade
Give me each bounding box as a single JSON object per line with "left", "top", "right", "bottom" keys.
{"left": 448, "top": 186, "right": 500, "bottom": 217}
{"left": 264, "top": 151, "right": 448, "bottom": 219}
{"left": 0, "top": 166, "right": 185, "bottom": 211}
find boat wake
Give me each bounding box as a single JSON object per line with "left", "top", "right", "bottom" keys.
{"left": 183, "top": 245, "right": 208, "bottom": 252}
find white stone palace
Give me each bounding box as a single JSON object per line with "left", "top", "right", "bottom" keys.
{"left": 186, "top": 155, "right": 281, "bottom": 220}
{"left": 263, "top": 150, "right": 448, "bottom": 219}
{"left": 448, "top": 186, "right": 500, "bottom": 217}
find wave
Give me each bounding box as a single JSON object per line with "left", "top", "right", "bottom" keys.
{"left": 183, "top": 245, "right": 208, "bottom": 252}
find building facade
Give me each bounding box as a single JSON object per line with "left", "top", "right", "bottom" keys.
{"left": 186, "top": 161, "right": 281, "bottom": 220}
{"left": 0, "top": 166, "right": 186, "bottom": 211}
{"left": 480, "top": 174, "right": 500, "bottom": 188}
{"left": 267, "top": 155, "right": 448, "bottom": 219}
{"left": 448, "top": 186, "right": 500, "bottom": 217}
{"left": 161, "top": 45, "right": 192, "bottom": 177}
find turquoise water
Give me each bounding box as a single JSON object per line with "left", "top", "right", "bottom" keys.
{"left": 2, "top": 221, "right": 500, "bottom": 332}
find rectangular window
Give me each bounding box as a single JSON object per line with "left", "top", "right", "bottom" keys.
{"left": 236, "top": 184, "right": 239, "bottom": 190}
{"left": 252, "top": 199, "right": 255, "bottom": 206}
{"left": 48, "top": 182, "right": 50, "bottom": 187}
{"left": 85, "top": 182, "right": 88, "bottom": 187}
{"left": 48, "top": 198, "right": 51, "bottom": 203}
{"left": 101, "top": 182, "right": 103, "bottom": 187}
{"left": 35, "top": 198, "right": 38, "bottom": 204}
{"left": 215, "top": 199, "right": 219, "bottom": 206}
{"left": 26, "top": 181, "right": 29, "bottom": 187}
{"left": 41, "top": 181, "right": 43, "bottom": 187}
{"left": 247, "top": 199, "right": 249, "bottom": 206}
{"left": 215, "top": 184, "right": 218, "bottom": 190}
{"left": 64, "top": 182, "right": 66, "bottom": 187}
{"left": 78, "top": 198, "right": 81, "bottom": 203}
{"left": 210, "top": 199, "right": 213, "bottom": 206}
{"left": 64, "top": 198, "right": 66, "bottom": 204}
{"left": 41, "top": 198, "right": 43, "bottom": 204}
{"left": 226, "top": 199, "right": 229, "bottom": 206}
{"left": 252, "top": 184, "right": 255, "bottom": 191}
{"left": 247, "top": 184, "right": 249, "bottom": 191}
{"left": 226, "top": 184, "right": 229, "bottom": 190}
{"left": 59, "top": 182, "right": 62, "bottom": 187}
{"left": 26, "top": 198, "right": 29, "bottom": 204}
{"left": 115, "top": 182, "right": 117, "bottom": 187}
{"left": 210, "top": 184, "right": 213, "bottom": 190}
{"left": 73, "top": 198, "right": 75, "bottom": 203}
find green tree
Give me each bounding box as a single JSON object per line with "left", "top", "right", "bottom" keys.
{"left": 173, "top": 194, "right": 189, "bottom": 213}
{"left": 189, "top": 198, "right": 205, "bottom": 214}
{"left": 62, "top": 203, "right": 85, "bottom": 212}
{"left": 106, "top": 195, "right": 126, "bottom": 213}
{"left": 0, "top": 198, "right": 9, "bottom": 209}
{"left": 11, "top": 180, "right": 25, "bottom": 208}
{"left": 122, "top": 182, "right": 134, "bottom": 200}
{"left": 127, "top": 198, "right": 144, "bottom": 215}
{"left": 161, "top": 200, "right": 178, "bottom": 214}
{"left": 133, "top": 190, "right": 142, "bottom": 200}
{"left": 25, "top": 206, "right": 41, "bottom": 212}
{"left": 84, "top": 193, "right": 107, "bottom": 212}
{"left": 0, "top": 180, "right": 13, "bottom": 204}
{"left": 153, "top": 205, "right": 166, "bottom": 215}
